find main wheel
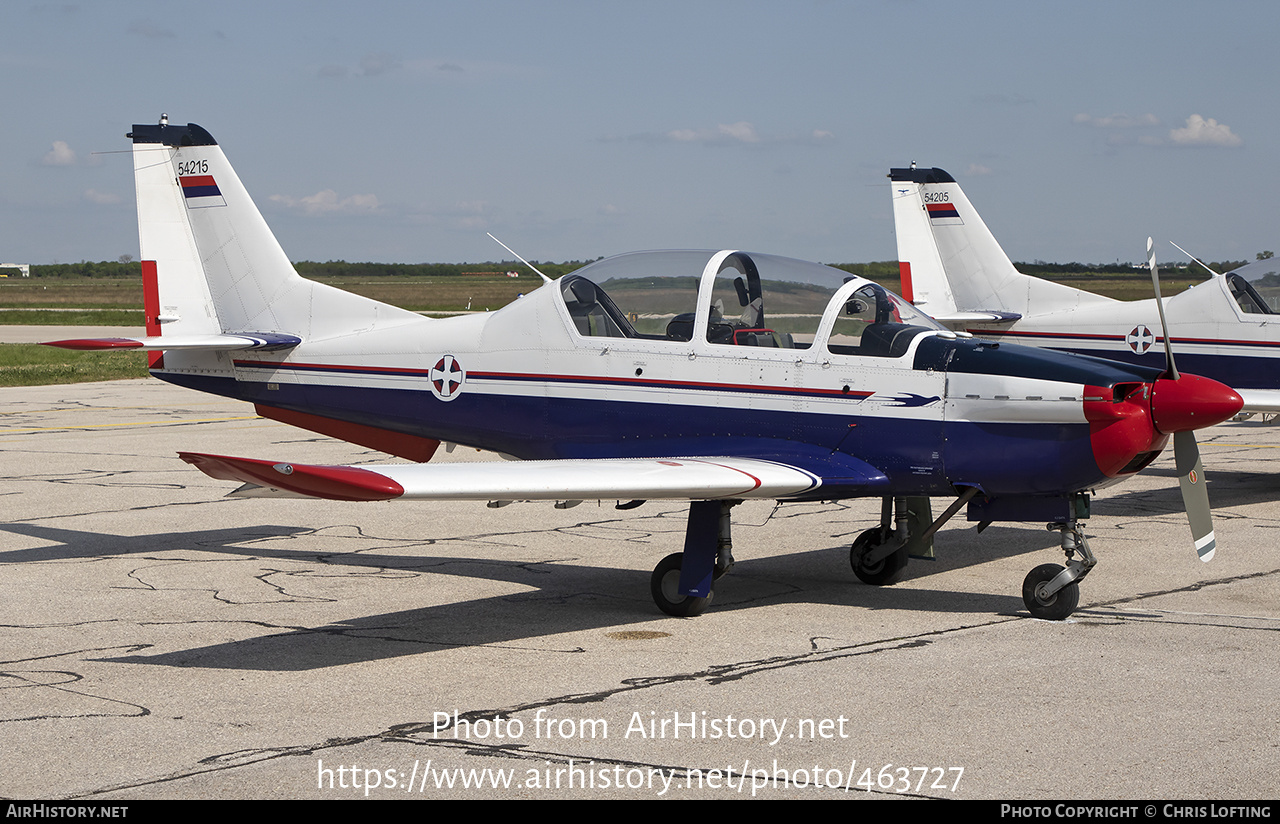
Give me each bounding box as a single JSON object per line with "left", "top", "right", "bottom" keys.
{"left": 849, "top": 528, "right": 908, "bottom": 585}
{"left": 1022, "top": 563, "right": 1080, "bottom": 620}
{"left": 650, "top": 553, "right": 712, "bottom": 617}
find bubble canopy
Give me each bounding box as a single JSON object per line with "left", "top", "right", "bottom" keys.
{"left": 557, "top": 249, "right": 947, "bottom": 356}
{"left": 1224, "top": 257, "right": 1280, "bottom": 315}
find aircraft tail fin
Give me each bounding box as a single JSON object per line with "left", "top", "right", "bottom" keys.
{"left": 889, "top": 167, "right": 962, "bottom": 317}
{"left": 127, "top": 118, "right": 421, "bottom": 345}
{"left": 889, "top": 166, "right": 1113, "bottom": 320}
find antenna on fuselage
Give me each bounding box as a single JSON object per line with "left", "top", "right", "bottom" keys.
{"left": 1169, "top": 241, "right": 1223, "bottom": 278}
{"left": 486, "top": 233, "right": 552, "bottom": 284}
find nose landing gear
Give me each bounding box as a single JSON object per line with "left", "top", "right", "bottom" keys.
{"left": 1022, "top": 521, "right": 1096, "bottom": 620}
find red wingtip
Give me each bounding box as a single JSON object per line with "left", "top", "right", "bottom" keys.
{"left": 178, "top": 452, "right": 405, "bottom": 501}
{"left": 41, "top": 338, "right": 144, "bottom": 350}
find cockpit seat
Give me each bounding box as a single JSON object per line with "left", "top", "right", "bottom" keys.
{"left": 858, "top": 322, "right": 921, "bottom": 358}
{"left": 562, "top": 276, "right": 629, "bottom": 337}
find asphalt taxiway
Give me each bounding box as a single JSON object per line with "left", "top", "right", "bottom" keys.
{"left": 2, "top": 379, "right": 1277, "bottom": 799}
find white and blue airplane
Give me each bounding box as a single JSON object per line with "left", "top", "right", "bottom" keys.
{"left": 889, "top": 164, "right": 1280, "bottom": 415}
{"left": 44, "top": 119, "right": 1244, "bottom": 621}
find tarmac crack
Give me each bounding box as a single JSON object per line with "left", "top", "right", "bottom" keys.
{"left": 60, "top": 618, "right": 1007, "bottom": 799}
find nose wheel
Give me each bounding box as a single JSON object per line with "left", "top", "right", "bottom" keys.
{"left": 1022, "top": 563, "right": 1081, "bottom": 620}
{"left": 1021, "top": 522, "right": 1095, "bottom": 620}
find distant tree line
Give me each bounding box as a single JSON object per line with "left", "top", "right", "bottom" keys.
{"left": 24, "top": 259, "right": 603, "bottom": 279}
{"left": 28, "top": 260, "right": 144, "bottom": 278}
{"left": 23, "top": 255, "right": 1260, "bottom": 280}
{"left": 290, "top": 259, "right": 603, "bottom": 279}
{"left": 1016, "top": 259, "right": 1249, "bottom": 276}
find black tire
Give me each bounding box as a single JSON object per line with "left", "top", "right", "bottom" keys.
{"left": 650, "top": 553, "right": 712, "bottom": 617}
{"left": 849, "top": 527, "right": 908, "bottom": 585}
{"left": 1022, "top": 563, "right": 1080, "bottom": 620}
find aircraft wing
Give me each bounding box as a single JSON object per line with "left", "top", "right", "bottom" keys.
{"left": 177, "top": 452, "right": 889, "bottom": 502}
{"left": 43, "top": 333, "right": 301, "bottom": 352}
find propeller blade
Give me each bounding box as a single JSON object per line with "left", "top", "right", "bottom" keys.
{"left": 1147, "top": 237, "right": 1180, "bottom": 380}
{"left": 1173, "top": 430, "right": 1215, "bottom": 562}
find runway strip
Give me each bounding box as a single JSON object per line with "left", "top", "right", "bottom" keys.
{"left": 2, "top": 379, "right": 1277, "bottom": 799}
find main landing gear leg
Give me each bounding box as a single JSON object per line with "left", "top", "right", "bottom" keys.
{"left": 851, "top": 489, "right": 979, "bottom": 586}
{"left": 1022, "top": 521, "right": 1096, "bottom": 620}
{"left": 850, "top": 497, "right": 910, "bottom": 585}
{"left": 651, "top": 500, "right": 738, "bottom": 617}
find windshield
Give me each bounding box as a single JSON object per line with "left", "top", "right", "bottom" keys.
{"left": 1225, "top": 258, "right": 1280, "bottom": 314}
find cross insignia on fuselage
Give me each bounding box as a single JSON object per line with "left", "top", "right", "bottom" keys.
{"left": 1126, "top": 325, "right": 1155, "bottom": 355}
{"left": 430, "top": 354, "right": 465, "bottom": 401}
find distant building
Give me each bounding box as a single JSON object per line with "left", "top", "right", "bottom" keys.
{"left": 0, "top": 263, "right": 30, "bottom": 277}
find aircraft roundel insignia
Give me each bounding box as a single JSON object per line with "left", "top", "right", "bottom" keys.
{"left": 1126, "top": 325, "right": 1155, "bottom": 355}
{"left": 429, "top": 354, "right": 465, "bottom": 402}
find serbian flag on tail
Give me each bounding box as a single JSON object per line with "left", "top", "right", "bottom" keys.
{"left": 926, "top": 201, "right": 962, "bottom": 226}
{"left": 179, "top": 175, "right": 226, "bottom": 209}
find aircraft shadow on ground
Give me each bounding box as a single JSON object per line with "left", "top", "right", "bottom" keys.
{"left": 1101, "top": 467, "right": 1280, "bottom": 513}
{"left": 2, "top": 520, "right": 1060, "bottom": 671}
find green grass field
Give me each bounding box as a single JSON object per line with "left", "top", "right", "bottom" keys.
{"left": 0, "top": 270, "right": 1206, "bottom": 387}
{"left": 0, "top": 309, "right": 144, "bottom": 325}
{"left": 0, "top": 344, "right": 148, "bottom": 387}
{"left": 0, "top": 275, "right": 533, "bottom": 386}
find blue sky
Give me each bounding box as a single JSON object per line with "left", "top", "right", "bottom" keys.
{"left": 4, "top": 0, "right": 1276, "bottom": 268}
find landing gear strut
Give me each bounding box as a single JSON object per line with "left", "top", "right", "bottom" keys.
{"left": 650, "top": 500, "right": 737, "bottom": 617}
{"left": 850, "top": 490, "right": 979, "bottom": 586}
{"left": 1021, "top": 521, "right": 1096, "bottom": 620}
{"left": 850, "top": 526, "right": 909, "bottom": 585}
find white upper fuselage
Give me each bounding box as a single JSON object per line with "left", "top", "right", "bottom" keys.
{"left": 154, "top": 248, "right": 1158, "bottom": 502}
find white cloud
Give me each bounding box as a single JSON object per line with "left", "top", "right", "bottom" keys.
{"left": 1169, "top": 114, "right": 1242, "bottom": 148}
{"left": 128, "top": 20, "right": 175, "bottom": 38}
{"left": 718, "top": 121, "right": 760, "bottom": 143}
{"left": 1070, "top": 111, "right": 1162, "bottom": 127}
{"left": 270, "top": 189, "right": 380, "bottom": 216}
{"left": 360, "top": 53, "right": 402, "bottom": 77}
{"left": 963, "top": 163, "right": 992, "bottom": 177}
{"left": 667, "top": 121, "right": 761, "bottom": 144}
{"left": 1073, "top": 112, "right": 1160, "bottom": 128}
{"left": 449, "top": 200, "right": 490, "bottom": 230}
{"left": 42, "top": 140, "right": 76, "bottom": 166}
{"left": 1074, "top": 112, "right": 1241, "bottom": 150}
{"left": 83, "top": 189, "right": 121, "bottom": 205}
{"left": 612, "top": 122, "right": 834, "bottom": 147}
{"left": 317, "top": 53, "right": 404, "bottom": 79}
{"left": 975, "top": 93, "right": 1034, "bottom": 107}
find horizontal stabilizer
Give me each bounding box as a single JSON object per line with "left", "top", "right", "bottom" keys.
{"left": 178, "top": 452, "right": 830, "bottom": 502}
{"left": 926, "top": 311, "right": 1022, "bottom": 324}
{"left": 42, "top": 333, "right": 302, "bottom": 352}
